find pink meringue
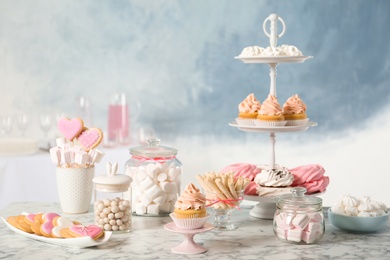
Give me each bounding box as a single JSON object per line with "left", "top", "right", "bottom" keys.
{"left": 289, "top": 164, "right": 329, "bottom": 194}
{"left": 220, "top": 163, "right": 261, "bottom": 195}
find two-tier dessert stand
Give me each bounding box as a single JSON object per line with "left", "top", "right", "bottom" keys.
{"left": 230, "top": 13, "right": 317, "bottom": 219}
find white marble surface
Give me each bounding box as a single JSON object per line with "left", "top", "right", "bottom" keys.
{"left": 1, "top": 202, "right": 390, "bottom": 259}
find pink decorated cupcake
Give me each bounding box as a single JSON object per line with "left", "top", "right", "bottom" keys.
{"left": 283, "top": 94, "right": 309, "bottom": 126}
{"left": 236, "top": 93, "right": 261, "bottom": 126}
{"left": 256, "top": 94, "right": 286, "bottom": 126}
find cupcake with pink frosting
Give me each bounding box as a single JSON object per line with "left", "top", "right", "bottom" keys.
{"left": 256, "top": 94, "right": 286, "bottom": 126}
{"left": 289, "top": 164, "right": 329, "bottom": 194}
{"left": 236, "top": 93, "right": 262, "bottom": 126}
{"left": 283, "top": 94, "right": 309, "bottom": 126}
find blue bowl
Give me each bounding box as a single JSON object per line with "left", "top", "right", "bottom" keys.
{"left": 328, "top": 208, "right": 388, "bottom": 233}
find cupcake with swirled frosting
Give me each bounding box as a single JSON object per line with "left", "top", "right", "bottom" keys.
{"left": 236, "top": 93, "right": 262, "bottom": 126}
{"left": 173, "top": 183, "right": 206, "bottom": 219}
{"left": 256, "top": 94, "right": 286, "bottom": 126}
{"left": 283, "top": 94, "right": 309, "bottom": 126}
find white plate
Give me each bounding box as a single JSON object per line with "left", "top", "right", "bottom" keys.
{"left": 229, "top": 121, "right": 317, "bottom": 133}
{"left": 1, "top": 217, "right": 112, "bottom": 248}
{"left": 234, "top": 56, "right": 313, "bottom": 64}
{"left": 244, "top": 190, "right": 326, "bottom": 203}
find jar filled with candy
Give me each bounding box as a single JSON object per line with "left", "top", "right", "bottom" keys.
{"left": 273, "top": 187, "right": 325, "bottom": 244}
{"left": 93, "top": 162, "right": 132, "bottom": 232}
{"left": 125, "top": 138, "right": 182, "bottom": 216}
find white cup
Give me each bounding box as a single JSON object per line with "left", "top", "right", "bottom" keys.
{"left": 56, "top": 166, "right": 95, "bottom": 214}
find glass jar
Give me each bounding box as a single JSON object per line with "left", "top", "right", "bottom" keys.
{"left": 125, "top": 138, "right": 182, "bottom": 216}
{"left": 273, "top": 187, "right": 325, "bottom": 244}
{"left": 93, "top": 162, "right": 133, "bottom": 232}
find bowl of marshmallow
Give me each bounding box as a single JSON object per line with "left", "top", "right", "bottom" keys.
{"left": 328, "top": 194, "right": 389, "bottom": 233}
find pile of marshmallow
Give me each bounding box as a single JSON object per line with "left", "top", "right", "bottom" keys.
{"left": 94, "top": 197, "right": 131, "bottom": 231}
{"left": 331, "top": 194, "right": 388, "bottom": 217}
{"left": 50, "top": 137, "right": 104, "bottom": 168}
{"left": 126, "top": 162, "right": 181, "bottom": 215}
{"left": 274, "top": 212, "right": 324, "bottom": 244}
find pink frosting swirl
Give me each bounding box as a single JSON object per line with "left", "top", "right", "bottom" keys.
{"left": 220, "top": 163, "right": 261, "bottom": 195}
{"left": 283, "top": 94, "right": 307, "bottom": 114}
{"left": 289, "top": 164, "right": 329, "bottom": 194}
{"left": 259, "top": 94, "right": 283, "bottom": 116}
{"left": 238, "top": 93, "right": 261, "bottom": 113}
{"left": 174, "top": 183, "right": 206, "bottom": 210}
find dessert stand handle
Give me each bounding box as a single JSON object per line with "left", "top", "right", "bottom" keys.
{"left": 262, "top": 13, "right": 286, "bottom": 48}
{"left": 269, "top": 132, "right": 276, "bottom": 169}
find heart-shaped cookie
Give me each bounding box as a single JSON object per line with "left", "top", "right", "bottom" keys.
{"left": 77, "top": 128, "right": 103, "bottom": 151}
{"left": 58, "top": 118, "right": 84, "bottom": 141}
{"left": 52, "top": 216, "right": 75, "bottom": 238}
{"left": 68, "top": 224, "right": 104, "bottom": 240}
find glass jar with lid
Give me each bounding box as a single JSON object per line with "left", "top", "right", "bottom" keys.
{"left": 273, "top": 187, "right": 325, "bottom": 244}
{"left": 125, "top": 138, "right": 182, "bottom": 216}
{"left": 93, "top": 162, "right": 132, "bottom": 232}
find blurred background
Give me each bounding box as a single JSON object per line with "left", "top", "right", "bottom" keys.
{"left": 0, "top": 0, "right": 389, "bottom": 207}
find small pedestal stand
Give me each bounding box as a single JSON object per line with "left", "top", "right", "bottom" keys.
{"left": 164, "top": 222, "right": 214, "bottom": 255}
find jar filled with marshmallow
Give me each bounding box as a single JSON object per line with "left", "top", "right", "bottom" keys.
{"left": 273, "top": 187, "right": 325, "bottom": 244}
{"left": 93, "top": 162, "right": 132, "bottom": 232}
{"left": 126, "top": 138, "right": 182, "bottom": 216}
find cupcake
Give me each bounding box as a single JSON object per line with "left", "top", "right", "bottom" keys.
{"left": 171, "top": 183, "right": 208, "bottom": 229}
{"left": 256, "top": 94, "right": 286, "bottom": 126}
{"left": 283, "top": 94, "right": 309, "bottom": 126}
{"left": 236, "top": 93, "right": 261, "bottom": 126}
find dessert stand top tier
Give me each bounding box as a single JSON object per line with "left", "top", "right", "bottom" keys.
{"left": 234, "top": 13, "right": 312, "bottom": 64}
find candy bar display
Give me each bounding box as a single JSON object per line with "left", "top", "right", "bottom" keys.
{"left": 126, "top": 138, "right": 182, "bottom": 216}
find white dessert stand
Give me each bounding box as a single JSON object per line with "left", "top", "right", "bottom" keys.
{"left": 231, "top": 14, "right": 316, "bottom": 219}
{"left": 164, "top": 222, "right": 214, "bottom": 255}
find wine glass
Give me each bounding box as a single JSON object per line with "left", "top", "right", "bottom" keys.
{"left": 17, "top": 113, "right": 29, "bottom": 137}
{"left": 1, "top": 116, "right": 13, "bottom": 137}
{"left": 205, "top": 189, "right": 244, "bottom": 230}
{"left": 40, "top": 114, "right": 52, "bottom": 139}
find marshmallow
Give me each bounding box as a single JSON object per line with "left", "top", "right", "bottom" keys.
{"left": 302, "top": 230, "right": 317, "bottom": 244}
{"left": 49, "top": 147, "right": 61, "bottom": 164}
{"left": 287, "top": 229, "right": 302, "bottom": 242}
{"left": 93, "top": 149, "right": 105, "bottom": 164}
{"left": 160, "top": 201, "right": 172, "bottom": 213}
{"left": 61, "top": 150, "right": 72, "bottom": 164}
{"left": 139, "top": 195, "right": 153, "bottom": 207}
{"left": 153, "top": 193, "right": 168, "bottom": 205}
{"left": 305, "top": 222, "right": 322, "bottom": 232}
{"left": 55, "top": 137, "right": 67, "bottom": 148}
{"left": 157, "top": 172, "right": 168, "bottom": 182}
{"left": 292, "top": 214, "right": 310, "bottom": 229}
{"left": 147, "top": 204, "right": 160, "bottom": 215}
{"left": 145, "top": 185, "right": 163, "bottom": 200}
{"left": 135, "top": 204, "right": 147, "bottom": 215}
{"left": 140, "top": 177, "right": 155, "bottom": 190}
{"left": 159, "top": 182, "right": 173, "bottom": 193}
{"left": 145, "top": 164, "right": 157, "bottom": 179}
{"left": 74, "top": 151, "right": 89, "bottom": 165}
{"left": 135, "top": 169, "right": 148, "bottom": 182}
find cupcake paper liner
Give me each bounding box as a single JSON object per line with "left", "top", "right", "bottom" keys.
{"left": 235, "top": 118, "right": 256, "bottom": 126}
{"left": 170, "top": 213, "right": 209, "bottom": 230}
{"left": 285, "top": 118, "right": 309, "bottom": 126}
{"left": 254, "top": 120, "right": 287, "bottom": 127}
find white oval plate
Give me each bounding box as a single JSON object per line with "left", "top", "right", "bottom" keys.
{"left": 1, "top": 217, "right": 112, "bottom": 248}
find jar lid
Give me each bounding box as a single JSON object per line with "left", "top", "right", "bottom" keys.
{"left": 276, "top": 187, "right": 322, "bottom": 211}
{"left": 129, "top": 138, "right": 177, "bottom": 158}
{"left": 93, "top": 162, "right": 132, "bottom": 192}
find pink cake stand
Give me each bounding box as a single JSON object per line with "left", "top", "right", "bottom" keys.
{"left": 164, "top": 222, "right": 214, "bottom": 254}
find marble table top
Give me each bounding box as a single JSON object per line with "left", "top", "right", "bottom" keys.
{"left": 1, "top": 202, "right": 390, "bottom": 259}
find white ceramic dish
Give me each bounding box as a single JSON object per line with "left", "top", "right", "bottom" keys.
{"left": 328, "top": 209, "right": 389, "bottom": 233}
{"left": 229, "top": 121, "right": 317, "bottom": 133}
{"left": 234, "top": 55, "right": 313, "bottom": 64}
{"left": 1, "top": 217, "right": 112, "bottom": 248}
{"left": 244, "top": 190, "right": 326, "bottom": 203}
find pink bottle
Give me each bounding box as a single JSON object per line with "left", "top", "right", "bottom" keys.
{"left": 108, "top": 93, "right": 129, "bottom": 143}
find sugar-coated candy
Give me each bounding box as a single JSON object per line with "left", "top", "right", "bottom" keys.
{"left": 94, "top": 197, "right": 131, "bottom": 232}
